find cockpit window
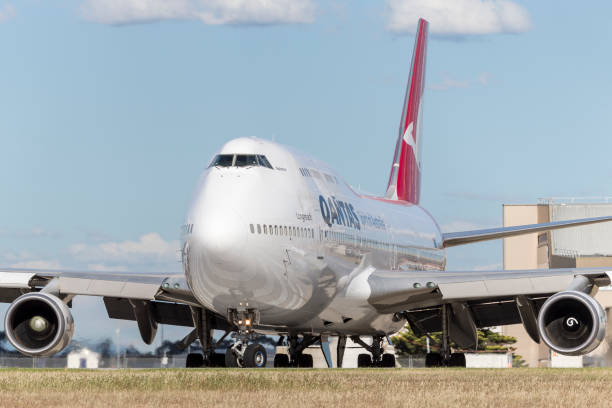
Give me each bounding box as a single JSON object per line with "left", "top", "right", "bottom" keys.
{"left": 257, "top": 155, "right": 273, "bottom": 169}
{"left": 235, "top": 154, "right": 258, "bottom": 167}
{"left": 209, "top": 154, "right": 274, "bottom": 169}
{"left": 209, "top": 154, "right": 234, "bottom": 167}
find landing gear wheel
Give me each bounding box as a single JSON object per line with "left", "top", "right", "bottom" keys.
{"left": 186, "top": 353, "right": 204, "bottom": 368}
{"left": 297, "top": 353, "right": 314, "bottom": 368}
{"left": 274, "top": 353, "right": 290, "bottom": 368}
{"left": 381, "top": 353, "right": 396, "bottom": 368}
{"left": 225, "top": 349, "right": 239, "bottom": 367}
{"left": 425, "top": 353, "right": 442, "bottom": 368}
{"left": 244, "top": 344, "right": 267, "bottom": 368}
{"left": 357, "top": 353, "right": 372, "bottom": 368}
{"left": 449, "top": 353, "right": 466, "bottom": 368}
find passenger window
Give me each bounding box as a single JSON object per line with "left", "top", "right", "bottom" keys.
{"left": 275, "top": 226, "right": 278, "bottom": 235}
{"left": 269, "top": 225, "right": 273, "bottom": 235}
{"left": 257, "top": 224, "right": 261, "bottom": 234}
{"left": 264, "top": 225, "right": 268, "bottom": 234}
{"left": 284, "top": 226, "right": 288, "bottom": 235}
{"left": 249, "top": 224, "right": 254, "bottom": 234}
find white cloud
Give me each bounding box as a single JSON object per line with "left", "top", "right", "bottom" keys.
{"left": 10, "top": 260, "right": 63, "bottom": 270}
{"left": 0, "top": 227, "right": 62, "bottom": 239}
{"left": 80, "top": 0, "right": 316, "bottom": 26}
{"left": 0, "top": 3, "right": 15, "bottom": 23}
{"left": 69, "top": 232, "right": 180, "bottom": 266}
{"left": 477, "top": 72, "right": 492, "bottom": 86}
{"left": 86, "top": 263, "right": 129, "bottom": 272}
{"left": 430, "top": 72, "right": 492, "bottom": 91}
{"left": 441, "top": 220, "right": 493, "bottom": 233}
{"left": 386, "top": 0, "right": 531, "bottom": 36}
{"left": 430, "top": 76, "right": 469, "bottom": 91}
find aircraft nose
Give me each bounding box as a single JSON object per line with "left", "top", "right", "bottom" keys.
{"left": 195, "top": 205, "right": 248, "bottom": 267}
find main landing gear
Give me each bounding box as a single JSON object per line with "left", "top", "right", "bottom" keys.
{"left": 351, "top": 335, "right": 396, "bottom": 368}
{"left": 424, "top": 304, "right": 466, "bottom": 368}
{"left": 272, "top": 334, "right": 336, "bottom": 368}
{"left": 184, "top": 307, "right": 232, "bottom": 368}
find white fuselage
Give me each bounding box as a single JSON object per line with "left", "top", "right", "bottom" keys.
{"left": 183, "top": 137, "right": 445, "bottom": 336}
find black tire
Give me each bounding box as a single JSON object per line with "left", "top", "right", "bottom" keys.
{"left": 425, "top": 353, "right": 442, "bottom": 368}
{"left": 449, "top": 353, "right": 466, "bottom": 368}
{"left": 225, "top": 349, "right": 239, "bottom": 368}
{"left": 209, "top": 352, "right": 225, "bottom": 367}
{"left": 297, "top": 353, "right": 314, "bottom": 368}
{"left": 186, "top": 353, "right": 204, "bottom": 368}
{"left": 274, "top": 353, "right": 290, "bottom": 368}
{"left": 381, "top": 353, "right": 396, "bottom": 368}
{"left": 244, "top": 344, "right": 267, "bottom": 368}
{"left": 357, "top": 353, "right": 372, "bottom": 368}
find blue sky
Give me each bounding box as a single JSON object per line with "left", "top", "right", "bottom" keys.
{"left": 1, "top": 0, "right": 612, "bottom": 349}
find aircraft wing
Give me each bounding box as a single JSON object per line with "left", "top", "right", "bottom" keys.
{"left": 442, "top": 215, "right": 612, "bottom": 247}
{"left": 364, "top": 267, "right": 612, "bottom": 347}
{"left": 0, "top": 267, "right": 207, "bottom": 333}
{"left": 0, "top": 267, "right": 195, "bottom": 304}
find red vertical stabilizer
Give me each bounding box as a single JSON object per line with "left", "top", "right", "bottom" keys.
{"left": 385, "top": 18, "right": 428, "bottom": 204}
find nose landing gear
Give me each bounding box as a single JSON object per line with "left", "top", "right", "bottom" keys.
{"left": 224, "top": 308, "right": 268, "bottom": 368}
{"left": 225, "top": 341, "right": 267, "bottom": 368}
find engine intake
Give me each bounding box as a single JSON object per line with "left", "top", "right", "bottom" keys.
{"left": 537, "top": 290, "right": 606, "bottom": 356}
{"left": 4, "top": 292, "right": 75, "bottom": 357}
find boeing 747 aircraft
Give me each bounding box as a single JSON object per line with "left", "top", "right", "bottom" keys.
{"left": 1, "top": 19, "right": 611, "bottom": 368}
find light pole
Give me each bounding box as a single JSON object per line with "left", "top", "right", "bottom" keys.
{"left": 115, "top": 326, "right": 120, "bottom": 368}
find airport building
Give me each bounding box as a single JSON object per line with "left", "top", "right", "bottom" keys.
{"left": 502, "top": 200, "right": 612, "bottom": 367}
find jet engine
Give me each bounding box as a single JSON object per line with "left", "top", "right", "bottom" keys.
{"left": 4, "top": 292, "right": 75, "bottom": 357}
{"left": 537, "top": 290, "right": 606, "bottom": 356}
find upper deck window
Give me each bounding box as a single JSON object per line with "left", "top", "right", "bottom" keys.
{"left": 209, "top": 154, "right": 273, "bottom": 169}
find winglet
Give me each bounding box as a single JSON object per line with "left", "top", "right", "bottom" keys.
{"left": 385, "top": 18, "right": 428, "bottom": 204}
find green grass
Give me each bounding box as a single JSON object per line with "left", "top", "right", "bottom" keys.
{"left": 0, "top": 368, "right": 610, "bottom": 407}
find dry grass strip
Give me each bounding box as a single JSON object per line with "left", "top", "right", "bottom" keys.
{"left": 0, "top": 368, "right": 609, "bottom": 408}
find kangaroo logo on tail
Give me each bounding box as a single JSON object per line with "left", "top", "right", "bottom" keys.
{"left": 402, "top": 122, "right": 420, "bottom": 170}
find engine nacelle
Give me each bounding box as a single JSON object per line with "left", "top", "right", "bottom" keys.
{"left": 538, "top": 290, "right": 606, "bottom": 356}
{"left": 4, "top": 292, "right": 75, "bottom": 357}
